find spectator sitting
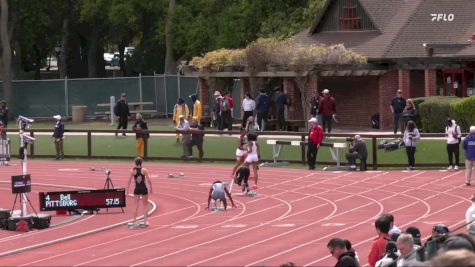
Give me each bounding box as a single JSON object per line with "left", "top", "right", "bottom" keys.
{"left": 368, "top": 216, "right": 391, "bottom": 267}
{"left": 405, "top": 226, "right": 422, "bottom": 246}
{"left": 327, "top": 238, "right": 360, "bottom": 267}
{"left": 396, "top": 233, "right": 422, "bottom": 266}
{"left": 187, "top": 117, "right": 204, "bottom": 161}
{"left": 431, "top": 249, "right": 475, "bottom": 267}
{"left": 347, "top": 135, "right": 368, "bottom": 171}
{"left": 375, "top": 241, "right": 400, "bottom": 267}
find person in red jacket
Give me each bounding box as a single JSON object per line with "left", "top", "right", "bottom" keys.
{"left": 368, "top": 216, "right": 391, "bottom": 267}
{"left": 318, "top": 89, "right": 336, "bottom": 133}
{"left": 307, "top": 117, "right": 323, "bottom": 170}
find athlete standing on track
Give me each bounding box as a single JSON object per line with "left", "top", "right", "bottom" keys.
{"left": 126, "top": 157, "right": 153, "bottom": 227}
{"left": 244, "top": 132, "right": 260, "bottom": 189}
{"left": 231, "top": 128, "right": 248, "bottom": 177}
{"left": 207, "top": 181, "right": 236, "bottom": 211}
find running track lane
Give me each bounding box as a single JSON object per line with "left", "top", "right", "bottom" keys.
{"left": 0, "top": 161, "right": 471, "bottom": 266}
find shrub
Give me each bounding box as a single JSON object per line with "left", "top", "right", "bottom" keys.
{"left": 451, "top": 96, "right": 475, "bottom": 132}
{"left": 418, "top": 97, "right": 460, "bottom": 132}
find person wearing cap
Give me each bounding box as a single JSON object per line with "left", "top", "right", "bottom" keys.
{"left": 347, "top": 135, "right": 368, "bottom": 171}
{"left": 466, "top": 193, "right": 475, "bottom": 236}
{"left": 424, "top": 223, "right": 449, "bottom": 252}
{"left": 52, "top": 115, "right": 64, "bottom": 160}
{"left": 307, "top": 117, "right": 323, "bottom": 170}
{"left": 317, "top": 89, "right": 336, "bottom": 133}
{"left": 176, "top": 114, "right": 190, "bottom": 158}
{"left": 132, "top": 113, "right": 149, "bottom": 158}
{"left": 212, "top": 91, "right": 222, "bottom": 129}
{"left": 390, "top": 90, "right": 406, "bottom": 134}
{"left": 189, "top": 94, "right": 202, "bottom": 123}
{"left": 463, "top": 126, "right": 475, "bottom": 186}
{"left": 173, "top": 97, "right": 189, "bottom": 143}
{"left": 255, "top": 89, "right": 270, "bottom": 131}
{"left": 114, "top": 93, "right": 130, "bottom": 136}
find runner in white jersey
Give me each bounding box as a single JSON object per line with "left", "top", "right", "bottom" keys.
{"left": 244, "top": 132, "right": 260, "bottom": 188}
{"left": 207, "top": 181, "right": 236, "bottom": 211}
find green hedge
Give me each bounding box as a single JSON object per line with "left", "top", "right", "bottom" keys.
{"left": 451, "top": 96, "right": 475, "bottom": 131}
{"left": 417, "top": 97, "right": 460, "bottom": 133}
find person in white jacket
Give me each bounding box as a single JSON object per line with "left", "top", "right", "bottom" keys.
{"left": 403, "top": 120, "right": 421, "bottom": 170}
{"left": 446, "top": 119, "right": 462, "bottom": 171}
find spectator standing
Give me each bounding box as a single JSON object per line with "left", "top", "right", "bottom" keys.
{"left": 318, "top": 89, "right": 336, "bottom": 133}
{"left": 245, "top": 116, "right": 260, "bottom": 132}
{"left": 275, "top": 87, "right": 289, "bottom": 131}
{"left": 464, "top": 126, "right": 475, "bottom": 186}
{"left": 405, "top": 226, "right": 422, "bottom": 246}
{"left": 241, "top": 93, "right": 255, "bottom": 128}
{"left": 189, "top": 94, "right": 202, "bottom": 123}
{"left": 132, "top": 113, "right": 149, "bottom": 158}
{"left": 310, "top": 95, "right": 321, "bottom": 122}
{"left": 375, "top": 241, "right": 399, "bottom": 267}
{"left": 424, "top": 224, "right": 449, "bottom": 252}
{"left": 114, "top": 93, "right": 130, "bottom": 136}
{"left": 403, "top": 120, "right": 420, "bottom": 170}
{"left": 446, "top": 119, "right": 462, "bottom": 171}
{"left": 255, "top": 89, "right": 270, "bottom": 131}
{"left": 176, "top": 115, "right": 190, "bottom": 158}
{"left": 52, "top": 115, "right": 64, "bottom": 160}
{"left": 173, "top": 97, "right": 189, "bottom": 143}
{"left": 187, "top": 117, "right": 205, "bottom": 161}
{"left": 390, "top": 90, "right": 406, "bottom": 134}
{"left": 367, "top": 216, "right": 391, "bottom": 267}
{"left": 220, "top": 92, "right": 234, "bottom": 131}
{"left": 327, "top": 238, "right": 360, "bottom": 267}
{"left": 307, "top": 118, "right": 323, "bottom": 170}
{"left": 0, "top": 100, "right": 9, "bottom": 128}
{"left": 401, "top": 99, "right": 417, "bottom": 130}
{"left": 212, "top": 91, "right": 222, "bottom": 129}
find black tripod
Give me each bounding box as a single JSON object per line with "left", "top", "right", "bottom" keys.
{"left": 103, "top": 170, "right": 124, "bottom": 213}
{"left": 11, "top": 193, "right": 38, "bottom": 217}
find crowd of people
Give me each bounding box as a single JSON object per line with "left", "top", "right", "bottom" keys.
{"left": 328, "top": 210, "right": 475, "bottom": 267}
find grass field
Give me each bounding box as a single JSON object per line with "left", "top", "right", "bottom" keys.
{"left": 6, "top": 131, "right": 459, "bottom": 166}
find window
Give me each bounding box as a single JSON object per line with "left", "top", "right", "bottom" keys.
{"left": 339, "top": 0, "right": 361, "bottom": 30}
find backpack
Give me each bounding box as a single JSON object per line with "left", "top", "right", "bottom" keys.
{"left": 222, "top": 97, "right": 231, "bottom": 112}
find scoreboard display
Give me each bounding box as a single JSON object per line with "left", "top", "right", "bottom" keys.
{"left": 39, "top": 188, "right": 126, "bottom": 211}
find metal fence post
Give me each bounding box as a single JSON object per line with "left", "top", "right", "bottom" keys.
{"left": 177, "top": 74, "right": 181, "bottom": 97}
{"left": 110, "top": 96, "right": 116, "bottom": 125}
{"left": 153, "top": 71, "right": 158, "bottom": 113}
{"left": 163, "top": 74, "right": 168, "bottom": 118}
{"left": 64, "top": 76, "right": 69, "bottom": 118}
{"left": 372, "top": 136, "right": 378, "bottom": 170}
{"left": 139, "top": 73, "right": 143, "bottom": 110}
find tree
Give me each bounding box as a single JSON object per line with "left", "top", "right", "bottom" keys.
{"left": 0, "top": 0, "right": 13, "bottom": 114}
{"left": 164, "top": 0, "right": 175, "bottom": 74}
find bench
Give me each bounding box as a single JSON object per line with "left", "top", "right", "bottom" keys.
{"left": 96, "top": 102, "right": 156, "bottom": 121}
{"left": 265, "top": 139, "right": 347, "bottom": 169}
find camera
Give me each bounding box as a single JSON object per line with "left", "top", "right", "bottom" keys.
{"left": 105, "top": 169, "right": 111, "bottom": 175}
{"left": 346, "top": 137, "right": 355, "bottom": 142}
{"left": 22, "top": 134, "right": 35, "bottom": 144}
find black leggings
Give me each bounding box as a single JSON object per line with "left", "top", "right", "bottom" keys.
{"left": 447, "top": 143, "right": 460, "bottom": 166}
{"left": 406, "top": 146, "right": 416, "bottom": 167}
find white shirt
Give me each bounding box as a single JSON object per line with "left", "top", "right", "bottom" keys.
{"left": 446, "top": 121, "right": 461, "bottom": 144}
{"left": 176, "top": 120, "right": 190, "bottom": 131}
{"left": 466, "top": 203, "right": 475, "bottom": 229}
{"left": 242, "top": 98, "right": 255, "bottom": 112}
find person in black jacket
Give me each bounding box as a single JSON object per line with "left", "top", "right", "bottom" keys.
{"left": 0, "top": 100, "right": 9, "bottom": 128}
{"left": 52, "top": 115, "right": 65, "bottom": 160}
{"left": 347, "top": 135, "right": 368, "bottom": 171}
{"left": 327, "top": 238, "right": 360, "bottom": 267}
{"left": 114, "top": 93, "right": 130, "bottom": 136}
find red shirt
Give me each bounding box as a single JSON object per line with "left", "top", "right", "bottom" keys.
{"left": 225, "top": 96, "right": 234, "bottom": 108}
{"left": 367, "top": 233, "right": 389, "bottom": 267}
{"left": 318, "top": 95, "right": 336, "bottom": 116}
{"left": 308, "top": 125, "right": 323, "bottom": 145}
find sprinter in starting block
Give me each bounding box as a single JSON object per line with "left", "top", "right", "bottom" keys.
{"left": 207, "top": 181, "right": 236, "bottom": 211}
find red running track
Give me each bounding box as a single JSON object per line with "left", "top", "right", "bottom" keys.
{"left": 0, "top": 160, "right": 472, "bottom": 266}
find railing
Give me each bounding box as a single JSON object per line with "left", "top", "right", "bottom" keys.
{"left": 5, "top": 129, "right": 456, "bottom": 170}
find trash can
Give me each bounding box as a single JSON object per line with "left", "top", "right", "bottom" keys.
{"left": 72, "top": 106, "right": 87, "bottom": 122}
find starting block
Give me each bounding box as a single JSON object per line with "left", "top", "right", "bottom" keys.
{"left": 128, "top": 221, "right": 149, "bottom": 229}
{"left": 247, "top": 191, "right": 258, "bottom": 197}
